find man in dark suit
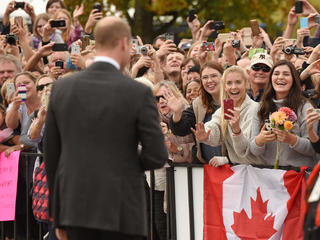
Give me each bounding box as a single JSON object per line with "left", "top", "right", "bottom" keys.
{"left": 43, "top": 16, "right": 168, "bottom": 240}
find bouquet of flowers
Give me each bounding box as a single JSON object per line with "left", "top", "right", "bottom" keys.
{"left": 269, "top": 107, "right": 297, "bottom": 168}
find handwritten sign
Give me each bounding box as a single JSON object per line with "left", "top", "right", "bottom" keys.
{"left": 0, "top": 151, "right": 20, "bottom": 221}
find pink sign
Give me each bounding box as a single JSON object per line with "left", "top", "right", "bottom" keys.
{"left": 0, "top": 151, "right": 20, "bottom": 221}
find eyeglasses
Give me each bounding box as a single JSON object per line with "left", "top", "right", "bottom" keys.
{"left": 155, "top": 95, "right": 165, "bottom": 102}
{"left": 201, "top": 74, "right": 219, "bottom": 81}
{"left": 36, "top": 82, "right": 52, "bottom": 91}
{"left": 252, "top": 65, "right": 271, "bottom": 73}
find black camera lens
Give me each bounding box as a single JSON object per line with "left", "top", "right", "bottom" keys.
{"left": 55, "top": 60, "right": 64, "bottom": 69}
{"left": 140, "top": 46, "right": 148, "bottom": 55}
{"left": 232, "top": 40, "right": 240, "bottom": 48}
{"left": 6, "top": 34, "right": 17, "bottom": 46}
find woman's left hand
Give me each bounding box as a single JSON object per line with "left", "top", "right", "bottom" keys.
{"left": 73, "top": 4, "right": 84, "bottom": 20}
{"left": 273, "top": 128, "right": 297, "bottom": 146}
{"left": 226, "top": 109, "right": 241, "bottom": 134}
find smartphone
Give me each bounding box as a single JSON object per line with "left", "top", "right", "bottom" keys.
{"left": 18, "top": 84, "right": 27, "bottom": 102}
{"left": 14, "top": 16, "right": 23, "bottom": 27}
{"left": 265, "top": 119, "right": 272, "bottom": 131}
{"left": 41, "top": 87, "right": 51, "bottom": 110}
{"left": 55, "top": 60, "right": 64, "bottom": 69}
{"left": 14, "top": 1, "right": 25, "bottom": 9}
{"left": 165, "top": 33, "right": 175, "bottom": 42}
{"left": 81, "top": 36, "right": 90, "bottom": 50}
{"left": 295, "top": 1, "right": 303, "bottom": 14}
{"left": 188, "top": 9, "right": 196, "bottom": 22}
{"left": 250, "top": 20, "right": 261, "bottom": 36}
{"left": 223, "top": 99, "right": 234, "bottom": 120}
{"left": 6, "top": 83, "right": 15, "bottom": 99}
{"left": 218, "top": 33, "right": 233, "bottom": 43}
{"left": 201, "top": 42, "right": 215, "bottom": 51}
{"left": 300, "top": 17, "right": 308, "bottom": 28}
{"left": 71, "top": 45, "right": 81, "bottom": 55}
{"left": 314, "top": 14, "right": 320, "bottom": 24}
{"left": 50, "top": 20, "right": 66, "bottom": 28}
{"left": 209, "top": 21, "right": 225, "bottom": 30}
{"left": 52, "top": 43, "right": 68, "bottom": 51}
{"left": 248, "top": 48, "right": 265, "bottom": 59}
{"left": 93, "top": 2, "right": 102, "bottom": 12}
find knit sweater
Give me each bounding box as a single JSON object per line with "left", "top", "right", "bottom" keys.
{"left": 249, "top": 99, "right": 318, "bottom": 167}
{"left": 203, "top": 95, "right": 265, "bottom": 165}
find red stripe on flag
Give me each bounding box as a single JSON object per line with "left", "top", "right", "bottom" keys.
{"left": 203, "top": 164, "right": 234, "bottom": 240}
{"left": 282, "top": 168, "right": 306, "bottom": 240}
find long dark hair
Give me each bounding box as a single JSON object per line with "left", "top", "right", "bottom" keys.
{"left": 200, "top": 62, "right": 224, "bottom": 113}
{"left": 258, "top": 60, "right": 307, "bottom": 128}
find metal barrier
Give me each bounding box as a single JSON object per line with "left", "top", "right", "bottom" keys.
{"left": 0, "top": 152, "right": 44, "bottom": 240}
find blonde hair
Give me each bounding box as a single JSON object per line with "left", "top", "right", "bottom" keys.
{"left": 153, "top": 80, "right": 188, "bottom": 105}
{"left": 220, "top": 66, "right": 249, "bottom": 140}
{"left": 187, "top": 41, "right": 202, "bottom": 58}
{"left": 187, "top": 40, "right": 215, "bottom": 64}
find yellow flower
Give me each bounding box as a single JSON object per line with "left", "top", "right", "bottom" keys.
{"left": 284, "top": 121, "right": 293, "bottom": 130}
{"left": 270, "top": 112, "right": 286, "bottom": 125}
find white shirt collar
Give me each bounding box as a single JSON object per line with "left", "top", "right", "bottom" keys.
{"left": 94, "top": 56, "right": 120, "bottom": 70}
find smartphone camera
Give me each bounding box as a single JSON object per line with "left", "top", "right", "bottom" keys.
{"left": 55, "top": 60, "right": 64, "bottom": 69}
{"left": 165, "top": 33, "right": 175, "bottom": 42}
{"left": 6, "top": 34, "right": 18, "bottom": 46}
{"left": 201, "top": 42, "right": 215, "bottom": 51}
{"left": 50, "top": 20, "right": 66, "bottom": 28}
{"left": 265, "top": 119, "right": 272, "bottom": 131}
{"left": 14, "top": 1, "right": 25, "bottom": 9}
{"left": 209, "top": 21, "right": 225, "bottom": 30}
{"left": 93, "top": 2, "right": 102, "bottom": 12}
{"left": 295, "top": 1, "right": 303, "bottom": 14}
{"left": 232, "top": 40, "right": 240, "bottom": 48}
{"left": 188, "top": 9, "right": 196, "bottom": 22}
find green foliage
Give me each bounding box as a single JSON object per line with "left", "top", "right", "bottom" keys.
{"left": 63, "top": 0, "right": 320, "bottom": 42}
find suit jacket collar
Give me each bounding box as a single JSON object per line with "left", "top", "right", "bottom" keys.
{"left": 86, "top": 61, "right": 120, "bottom": 73}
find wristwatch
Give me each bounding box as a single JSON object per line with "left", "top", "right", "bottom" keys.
{"left": 20, "top": 144, "right": 24, "bottom": 149}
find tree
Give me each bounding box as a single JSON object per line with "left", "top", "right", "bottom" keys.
{"left": 63, "top": 0, "right": 320, "bottom": 43}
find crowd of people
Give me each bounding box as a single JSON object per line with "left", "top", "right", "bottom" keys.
{"left": 0, "top": 0, "right": 320, "bottom": 239}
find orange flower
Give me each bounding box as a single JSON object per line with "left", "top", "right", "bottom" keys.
{"left": 284, "top": 121, "right": 293, "bottom": 130}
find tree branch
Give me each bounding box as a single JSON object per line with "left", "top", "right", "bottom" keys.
{"left": 125, "top": 11, "right": 134, "bottom": 26}
{"left": 155, "top": 11, "right": 178, "bottom": 36}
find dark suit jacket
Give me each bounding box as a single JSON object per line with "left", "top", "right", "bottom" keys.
{"left": 43, "top": 61, "right": 167, "bottom": 236}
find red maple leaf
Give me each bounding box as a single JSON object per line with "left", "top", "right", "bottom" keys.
{"left": 231, "top": 187, "right": 277, "bottom": 240}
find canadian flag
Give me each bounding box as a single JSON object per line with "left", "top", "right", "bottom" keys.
{"left": 203, "top": 164, "right": 306, "bottom": 240}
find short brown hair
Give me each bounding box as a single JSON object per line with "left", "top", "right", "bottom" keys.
{"left": 94, "top": 17, "right": 131, "bottom": 49}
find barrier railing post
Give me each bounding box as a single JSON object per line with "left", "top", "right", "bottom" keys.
{"left": 150, "top": 169, "right": 155, "bottom": 240}
{"left": 166, "top": 166, "right": 176, "bottom": 240}
{"left": 187, "top": 167, "right": 195, "bottom": 240}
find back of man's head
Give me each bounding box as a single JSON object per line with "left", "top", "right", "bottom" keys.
{"left": 94, "top": 16, "right": 131, "bottom": 50}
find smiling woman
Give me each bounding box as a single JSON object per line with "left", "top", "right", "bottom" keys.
{"left": 249, "top": 60, "right": 318, "bottom": 168}
{"left": 191, "top": 65, "right": 264, "bottom": 166}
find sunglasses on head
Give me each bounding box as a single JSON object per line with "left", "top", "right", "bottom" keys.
{"left": 36, "top": 82, "right": 52, "bottom": 91}
{"left": 155, "top": 95, "right": 165, "bottom": 102}
{"left": 252, "top": 65, "right": 271, "bottom": 73}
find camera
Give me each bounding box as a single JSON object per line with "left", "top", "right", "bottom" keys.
{"left": 14, "top": 1, "right": 25, "bottom": 9}
{"left": 50, "top": 20, "right": 66, "bottom": 28}
{"left": 55, "top": 60, "right": 64, "bottom": 69}
{"left": 137, "top": 45, "right": 148, "bottom": 55}
{"left": 209, "top": 21, "right": 225, "bottom": 30}
{"left": 165, "top": 33, "right": 174, "bottom": 42}
{"left": 282, "top": 44, "right": 305, "bottom": 55}
{"left": 6, "top": 34, "right": 18, "bottom": 45}
{"left": 93, "top": 2, "right": 102, "bottom": 12}
{"left": 232, "top": 40, "right": 240, "bottom": 48}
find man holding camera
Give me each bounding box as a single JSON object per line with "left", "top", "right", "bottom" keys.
{"left": 44, "top": 16, "right": 167, "bottom": 240}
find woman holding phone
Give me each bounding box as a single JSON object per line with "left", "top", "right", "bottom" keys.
{"left": 249, "top": 60, "right": 317, "bottom": 167}
{"left": 168, "top": 62, "right": 224, "bottom": 163}
{"left": 191, "top": 65, "right": 264, "bottom": 166}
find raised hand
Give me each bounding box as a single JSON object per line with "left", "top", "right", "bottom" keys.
{"left": 73, "top": 4, "right": 85, "bottom": 20}
{"left": 226, "top": 109, "right": 241, "bottom": 134}
{"left": 191, "top": 122, "right": 211, "bottom": 142}
{"left": 255, "top": 124, "right": 277, "bottom": 147}
{"left": 163, "top": 88, "right": 184, "bottom": 114}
